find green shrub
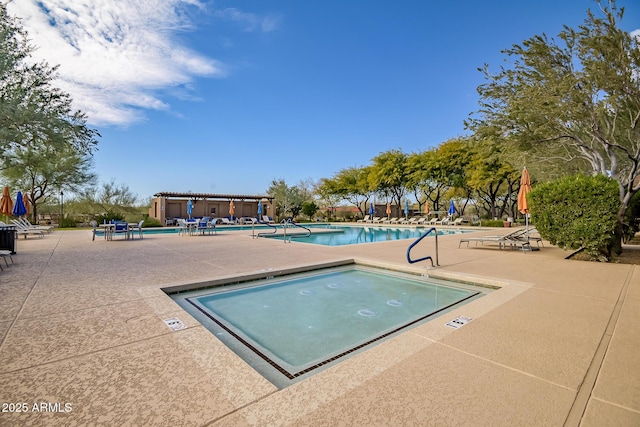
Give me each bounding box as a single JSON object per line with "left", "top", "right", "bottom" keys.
{"left": 529, "top": 174, "right": 620, "bottom": 261}
{"left": 59, "top": 216, "right": 77, "bottom": 228}
{"left": 481, "top": 219, "right": 507, "bottom": 227}
{"left": 142, "top": 217, "right": 162, "bottom": 228}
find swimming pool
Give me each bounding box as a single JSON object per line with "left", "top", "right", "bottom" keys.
{"left": 266, "top": 225, "right": 468, "bottom": 246}
{"left": 169, "top": 263, "right": 483, "bottom": 387}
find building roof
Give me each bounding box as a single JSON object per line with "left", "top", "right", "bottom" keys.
{"left": 153, "top": 192, "right": 272, "bottom": 201}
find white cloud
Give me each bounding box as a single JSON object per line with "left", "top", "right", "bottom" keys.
{"left": 214, "top": 8, "right": 281, "bottom": 33}
{"left": 7, "top": 0, "right": 226, "bottom": 126}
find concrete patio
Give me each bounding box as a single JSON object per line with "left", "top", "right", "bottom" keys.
{"left": 0, "top": 225, "right": 638, "bottom": 426}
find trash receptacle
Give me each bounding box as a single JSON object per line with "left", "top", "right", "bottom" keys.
{"left": 0, "top": 225, "right": 17, "bottom": 254}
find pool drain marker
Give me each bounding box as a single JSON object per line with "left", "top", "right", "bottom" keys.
{"left": 164, "top": 317, "right": 186, "bottom": 331}
{"left": 445, "top": 316, "right": 472, "bottom": 329}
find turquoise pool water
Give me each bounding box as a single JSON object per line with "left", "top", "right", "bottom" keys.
{"left": 267, "top": 225, "right": 467, "bottom": 246}
{"left": 177, "top": 266, "right": 481, "bottom": 386}
{"left": 97, "top": 224, "right": 470, "bottom": 246}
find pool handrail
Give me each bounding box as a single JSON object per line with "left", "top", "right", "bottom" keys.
{"left": 283, "top": 218, "right": 311, "bottom": 243}
{"left": 406, "top": 227, "right": 439, "bottom": 267}
{"left": 254, "top": 217, "right": 278, "bottom": 238}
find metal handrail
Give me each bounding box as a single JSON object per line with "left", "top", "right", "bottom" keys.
{"left": 254, "top": 218, "right": 278, "bottom": 238}
{"left": 284, "top": 218, "right": 311, "bottom": 243}
{"left": 406, "top": 227, "right": 439, "bottom": 267}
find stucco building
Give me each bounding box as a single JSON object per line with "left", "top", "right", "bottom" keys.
{"left": 148, "top": 192, "right": 274, "bottom": 225}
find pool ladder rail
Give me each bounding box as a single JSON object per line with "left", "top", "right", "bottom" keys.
{"left": 407, "top": 227, "right": 440, "bottom": 267}
{"left": 252, "top": 218, "right": 311, "bottom": 243}
{"left": 282, "top": 218, "right": 311, "bottom": 243}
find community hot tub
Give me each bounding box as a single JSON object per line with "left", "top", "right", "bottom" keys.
{"left": 166, "top": 260, "right": 486, "bottom": 388}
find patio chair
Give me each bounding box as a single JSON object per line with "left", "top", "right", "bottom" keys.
{"left": 130, "top": 220, "right": 144, "bottom": 239}
{"left": 261, "top": 215, "right": 275, "bottom": 224}
{"left": 90, "top": 220, "right": 97, "bottom": 241}
{"left": 0, "top": 249, "right": 14, "bottom": 271}
{"left": 426, "top": 217, "right": 438, "bottom": 225}
{"left": 111, "top": 221, "right": 129, "bottom": 240}
{"left": 218, "top": 218, "right": 234, "bottom": 225}
{"left": 196, "top": 218, "right": 215, "bottom": 235}
{"left": 383, "top": 217, "right": 398, "bottom": 224}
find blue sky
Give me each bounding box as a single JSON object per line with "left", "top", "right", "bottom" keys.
{"left": 8, "top": 0, "right": 640, "bottom": 202}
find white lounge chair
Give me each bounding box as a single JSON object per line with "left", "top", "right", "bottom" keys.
{"left": 16, "top": 218, "right": 53, "bottom": 233}
{"left": 357, "top": 215, "right": 370, "bottom": 223}
{"left": 11, "top": 220, "right": 45, "bottom": 238}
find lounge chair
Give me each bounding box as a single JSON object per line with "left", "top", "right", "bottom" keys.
{"left": 17, "top": 218, "right": 54, "bottom": 233}
{"left": 383, "top": 217, "right": 398, "bottom": 224}
{"left": 370, "top": 217, "right": 382, "bottom": 223}
{"left": 14, "top": 218, "right": 52, "bottom": 233}
{"left": 435, "top": 216, "right": 451, "bottom": 225}
{"left": 505, "top": 228, "right": 544, "bottom": 248}
{"left": 10, "top": 220, "right": 44, "bottom": 239}
{"left": 357, "top": 215, "right": 370, "bottom": 223}
{"left": 262, "top": 215, "right": 275, "bottom": 224}
{"left": 217, "top": 218, "right": 234, "bottom": 225}
{"left": 426, "top": 217, "right": 438, "bottom": 225}
{"left": 458, "top": 228, "right": 536, "bottom": 250}
{"left": 415, "top": 217, "right": 427, "bottom": 224}
{"left": 402, "top": 217, "right": 420, "bottom": 225}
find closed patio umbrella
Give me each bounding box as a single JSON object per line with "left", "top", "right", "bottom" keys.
{"left": 424, "top": 202, "right": 430, "bottom": 216}
{"left": 1, "top": 186, "right": 13, "bottom": 222}
{"left": 187, "top": 199, "right": 193, "bottom": 219}
{"left": 229, "top": 200, "right": 235, "bottom": 221}
{"left": 368, "top": 202, "right": 374, "bottom": 216}
{"left": 386, "top": 203, "right": 391, "bottom": 219}
{"left": 12, "top": 191, "right": 27, "bottom": 217}
{"left": 404, "top": 201, "right": 409, "bottom": 219}
{"left": 517, "top": 167, "right": 533, "bottom": 245}
{"left": 23, "top": 193, "right": 30, "bottom": 218}
{"left": 448, "top": 200, "right": 456, "bottom": 217}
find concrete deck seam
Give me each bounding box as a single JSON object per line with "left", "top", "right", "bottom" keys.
{"left": 0, "top": 325, "right": 200, "bottom": 375}
{"left": 0, "top": 234, "right": 62, "bottom": 350}
{"left": 563, "top": 265, "right": 635, "bottom": 427}
{"left": 201, "top": 389, "right": 281, "bottom": 427}
{"left": 422, "top": 338, "right": 575, "bottom": 392}
{"left": 588, "top": 396, "right": 640, "bottom": 415}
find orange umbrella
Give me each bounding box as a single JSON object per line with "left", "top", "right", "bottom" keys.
{"left": 1, "top": 186, "right": 13, "bottom": 221}
{"left": 424, "top": 202, "right": 430, "bottom": 215}
{"left": 517, "top": 167, "right": 532, "bottom": 214}
{"left": 386, "top": 202, "right": 391, "bottom": 218}
{"left": 229, "top": 200, "right": 235, "bottom": 220}
{"left": 517, "top": 167, "right": 533, "bottom": 247}
{"left": 23, "top": 193, "right": 30, "bottom": 216}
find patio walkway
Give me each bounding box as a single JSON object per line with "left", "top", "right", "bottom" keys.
{"left": 0, "top": 226, "right": 638, "bottom": 426}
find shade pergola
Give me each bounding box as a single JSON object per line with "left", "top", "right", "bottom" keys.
{"left": 153, "top": 192, "right": 273, "bottom": 203}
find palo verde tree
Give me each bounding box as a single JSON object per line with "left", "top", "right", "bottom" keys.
{"left": 2, "top": 143, "right": 97, "bottom": 222}
{"left": 468, "top": 0, "right": 640, "bottom": 252}
{"left": 368, "top": 149, "right": 409, "bottom": 217}
{"left": 0, "top": 4, "right": 99, "bottom": 216}
{"left": 318, "top": 166, "right": 372, "bottom": 218}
